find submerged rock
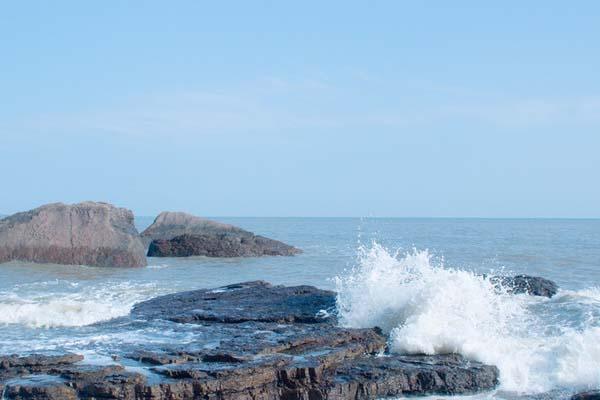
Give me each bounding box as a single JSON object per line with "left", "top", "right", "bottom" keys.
{"left": 491, "top": 274, "right": 558, "bottom": 298}
{"left": 142, "top": 211, "right": 301, "bottom": 257}
{"left": 0, "top": 281, "right": 499, "bottom": 399}
{"left": 0, "top": 202, "right": 147, "bottom": 268}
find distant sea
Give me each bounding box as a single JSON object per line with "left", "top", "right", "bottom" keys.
{"left": 0, "top": 217, "right": 599, "bottom": 397}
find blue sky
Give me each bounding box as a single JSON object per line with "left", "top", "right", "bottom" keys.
{"left": 1, "top": 1, "right": 599, "bottom": 217}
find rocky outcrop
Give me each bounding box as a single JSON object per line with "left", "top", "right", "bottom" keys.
{"left": 0, "top": 202, "right": 147, "bottom": 268}
{"left": 147, "top": 232, "right": 302, "bottom": 257}
{"left": 132, "top": 280, "right": 337, "bottom": 324}
{"left": 573, "top": 391, "right": 600, "bottom": 400}
{"left": 142, "top": 211, "right": 301, "bottom": 257}
{"left": 0, "top": 281, "right": 499, "bottom": 399}
{"left": 491, "top": 274, "right": 558, "bottom": 298}
{"left": 141, "top": 211, "right": 246, "bottom": 245}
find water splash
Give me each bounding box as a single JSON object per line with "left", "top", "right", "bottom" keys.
{"left": 0, "top": 281, "right": 159, "bottom": 328}
{"left": 335, "top": 243, "right": 600, "bottom": 393}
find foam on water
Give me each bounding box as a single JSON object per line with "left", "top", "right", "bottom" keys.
{"left": 335, "top": 243, "right": 600, "bottom": 394}
{"left": 0, "top": 281, "right": 159, "bottom": 328}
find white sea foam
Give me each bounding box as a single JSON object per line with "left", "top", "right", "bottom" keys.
{"left": 335, "top": 244, "right": 600, "bottom": 393}
{"left": 146, "top": 264, "right": 170, "bottom": 269}
{"left": 0, "top": 282, "right": 158, "bottom": 328}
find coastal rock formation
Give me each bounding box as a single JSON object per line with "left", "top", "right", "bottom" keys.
{"left": 491, "top": 274, "right": 558, "bottom": 298}
{"left": 142, "top": 211, "right": 301, "bottom": 257}
{"left": 147, "top": 233, "right": 301, "bottom": 257}
{"left": 573, "top": 391, "right": 600, "bottom": 400}
{"left": 132, "top": 280, "right": 337, "bottom": 323}
{"left": 0, "top": 281, "right": 499, "bottom": 399}
{"left": 0, "top": 202, "right": 147, "bottom": 268}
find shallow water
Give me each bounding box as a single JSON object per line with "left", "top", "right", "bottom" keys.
{"left": 0, "top": 217, "right": 598, "bottom": 397}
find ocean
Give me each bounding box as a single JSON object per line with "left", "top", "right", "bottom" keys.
{"left": 0, "top": 217, "right": 598, "bottom": 398}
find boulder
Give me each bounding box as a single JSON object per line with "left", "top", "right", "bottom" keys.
{"left": 147, "top": 232, "right": 301, "bottom": 257}
{"left": 142, "top": 211, "right": 301, "bottom": 257}
{"left": 491, "top": 274, "right": 558, "bottom": 298}
{"left": 0, "top": 202, "right": 147, "bottom": 268}
{"left": 573, "top": 391, "right": 600, "bottom": 400}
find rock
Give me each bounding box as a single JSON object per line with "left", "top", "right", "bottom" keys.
{"left": 573, "top": 391, "right": 600, "bottom": 400}
{"left": 132, "top": 280, "right": 337, "bottom": 324}
{"left": 141, "top": 211, "right": 301, "bottom": 257}
{"left": 0, "top": 282, "right": 499, "bottom": 399}
{"left": 0, "top": 353, "right": 84, "bottom": 384}
{"left": 330, "top": 353, "right": 499, "bottom": 397}
{"left": 0, "top": 202, "right": 147, "bottom": 268}
{"left": 141, "top": 211, "right": 246, "bottom": 245}
{"left": 0, "top": 353, "right": 84, "bottom": 371}
{"left": 3, "top": 375, "right": 78, "bottom": 400}
{"left": 491, "top": 274, "right": 558, "bottom": 298}
{"left": 147, "top": 233, "right": 302, "bottom": 257}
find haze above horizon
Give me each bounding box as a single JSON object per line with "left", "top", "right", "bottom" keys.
{"left": 1, "top": 1, "right": 599, "bottom": 218}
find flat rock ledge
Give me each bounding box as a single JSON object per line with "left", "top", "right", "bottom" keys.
{"left": 142, "top": 211, "right": 301, "bottom": 257}
{"left": 0, "top": 281, "right": 498, "bottom": 399}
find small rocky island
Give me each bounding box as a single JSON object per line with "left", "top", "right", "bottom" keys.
{"left": 0, "top": 204, "right": 301, "bottom": 268}
{"left": 0, "top": 202, "right": 146, "bottom": 268}
{"left": 142, "top": 211, "right": 301, "bottom": 257}
{"left": 0, "top": 281, "right": 499, "bottom": 400}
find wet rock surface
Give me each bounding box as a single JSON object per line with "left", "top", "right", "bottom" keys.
{"left": 0, "top": 202, "right": 147, "bottom": 268}
{"left": 491, "top": 274, "right": 559, "bottom": 297}
{"left": 573, "top": 391, "right": 600, "bottom": 400}
{"left": 0, "top": 282, "right": 499, "bottom": 399}
{"left": 132, "top": 280, "right": 337, "bottom": 324}
{"left": 142, "top": 211, "right": 301, "bottom": 257}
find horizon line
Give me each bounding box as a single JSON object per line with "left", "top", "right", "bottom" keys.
{"left": 135, "top": 215, "right": 600, "bottom": 220}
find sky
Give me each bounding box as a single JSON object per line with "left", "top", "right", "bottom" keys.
{"left": 1, "top": 1, "right": 599, "bottom": 217}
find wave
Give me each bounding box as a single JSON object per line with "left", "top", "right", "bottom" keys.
{"left": 0, "top": 282, "right": 158, "bottom": 328}
{"left": 335, "top": 244, "right": 600, "bottom": 393}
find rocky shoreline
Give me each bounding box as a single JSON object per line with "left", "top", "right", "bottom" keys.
{"left": 0, "top": 203, "right": 589, "bottom": 399}
{"left": 0, "top": 281, "right": 500, "bottom": 400}
{"left": 0, "top": 280, "right": 593, "bottom": 399}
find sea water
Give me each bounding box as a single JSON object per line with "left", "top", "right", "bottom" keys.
{"left": 0, "top": 217, "right": 598, "bottom": 398}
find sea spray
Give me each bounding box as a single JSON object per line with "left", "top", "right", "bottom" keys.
{"left": 335, "top": 243, "right": 600, "bottom": 393}
{"left": 0, "top": 281, "right": 159, "bottom": 328}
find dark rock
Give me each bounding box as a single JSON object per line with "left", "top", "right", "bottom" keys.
{"left": 3, "top": 375, "right": 77, "bottom": 400}
{"left": 0, "top": 353, "right": 84, "bottom": 370}
{"left": 148, "top": 232, "right": 301, "bottom": 257}
{"left": 491, "top": 274, "right": 558, "bottom": 298}
{"left": 132, "top": 280, "right": 337, "bottom": 324}
{"left": 573, "top": 391, "right": 600, "bottom": 400}
{"left": 0, "top": 282, "right": 499, "bottom": 399}
{"left": 330, "top": 353, "right": 499, "bottom": 398}
{"left": 142, "top": 211, "right": 301, "bottom": 257}
{"left": 0, "top": 202, "right": 146, "bottom": 268}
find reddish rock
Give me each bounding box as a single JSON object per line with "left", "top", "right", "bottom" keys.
{"left": 0, "top": 202, "right": 146, "bottom": 268}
